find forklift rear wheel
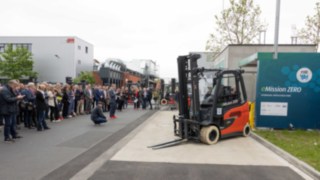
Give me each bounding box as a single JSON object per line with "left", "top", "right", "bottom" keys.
{"left": 200, "top": 126, "right": 220, "bottom": 145}
{"left": 242, "top": 123, "right": 251, "bottom": 137}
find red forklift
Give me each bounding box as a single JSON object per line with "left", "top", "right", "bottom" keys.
{"left": 149, "top": 53, "right": 250, "bottom": 149}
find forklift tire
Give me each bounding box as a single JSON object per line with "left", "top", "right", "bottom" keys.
{"left": 200, "top": 126, "right": 220, "bottom": 145}
{"left": 242, "top": 123, "right": 251, "bottom": 137}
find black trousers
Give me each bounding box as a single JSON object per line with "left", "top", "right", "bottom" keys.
{"left": 49, "top": 106, "right": 59, "bottom": 121}
{"left": 0, "top": 115, "right": 3, "bottom": 126}
{"left": 62, "top": 102, "right": 69, "bottom": 117}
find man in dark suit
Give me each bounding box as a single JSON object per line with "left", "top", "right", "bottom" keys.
{"left": 35, "top": 84, "right": 50, "bottom": 131}
{"left": 21, "top": 82, "right": 36, "bottom": 129}
{"left": 108, "top": 84, "right": 117, "bottom": 119}
{"left": 147, "top": 88, "right": 153, "bottom": 110}
{"left": 0, "top": 80, "right": 24, "bottom": 142}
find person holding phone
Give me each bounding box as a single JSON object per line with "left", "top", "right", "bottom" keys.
{"left": 0, "top": 80, "right": 24, "bottom": 143}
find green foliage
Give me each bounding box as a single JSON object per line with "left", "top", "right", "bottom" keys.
{"left": 73, "top": 71, "right": 95, "bottom": 85}
{"left": 256, "top": 130, "right": 320, "bottom": 171}
{"left": 206, "top": 0, "right": 267, "bottom": 57}
{"left": 298, "top": 2, "right": 320, "bottom": 50}
{"left": 0, "top": 44, "right": 37, "bottom": 79}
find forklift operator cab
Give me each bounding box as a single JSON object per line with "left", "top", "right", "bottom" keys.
{"left": 173, "top": 54, "right": 250, "bottom": 145}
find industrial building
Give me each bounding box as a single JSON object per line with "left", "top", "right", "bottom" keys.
{"left": 0, "top": 36, "right": 93, "bottom": 83}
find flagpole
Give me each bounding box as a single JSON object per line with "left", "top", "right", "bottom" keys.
{"left": 273, "top": 0, "right": 281, "bottom": 59}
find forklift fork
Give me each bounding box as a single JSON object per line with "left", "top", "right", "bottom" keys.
{"left": 147, "top": 138, "right": 187, "bottom": 150}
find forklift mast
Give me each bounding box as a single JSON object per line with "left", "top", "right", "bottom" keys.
{"left": 176, "top": 54, "right": 203, "bottom": 139}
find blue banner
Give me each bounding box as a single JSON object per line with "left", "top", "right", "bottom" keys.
{"left": 255, "top": 53, "right": 320, "bottom": 129}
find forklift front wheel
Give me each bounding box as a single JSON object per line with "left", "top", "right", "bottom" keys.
{"left": 200, "top": 126, "right": 220, "bottom": 145}
{"left": 242, "top": 123, "right": 251, "bottom": 137}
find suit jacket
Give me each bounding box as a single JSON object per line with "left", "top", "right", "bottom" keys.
{"left": 108, "top": 89, "right": 116, "bottom": 103}
{"left": 0, "top": 85, "right": 19, "bottom": 115}
{"left": 84, "top": 89, "right": 93, "bottom": 100}
{"left": 147, "top": 90, "right": 153, "bottom": 100}
{"left": 21, "top": 88, "right": 36, "bottom": 104}
{"left": 35, "top": 90, "right": 47, "bottom": 111}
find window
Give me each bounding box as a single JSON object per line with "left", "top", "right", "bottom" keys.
{"left": 0, "top": 44, "right": 4, "bottom": 53}
{"left": 85, "top": 46, "right": 88, "bottom": 54}
{"left": 0, "top": 43, "right": 32, "bottom": 52}
{"left": 78, "top": 45, "right": 81, "bottom": 50}
{"left": 78, "top": 60, "right": 81, "bottom": 65}
{"left": 217, "top": 73, "right": 243, "bottom": 107}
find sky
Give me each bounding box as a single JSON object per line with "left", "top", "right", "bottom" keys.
{"left": 1, "top": 0, "right": 318, "bottom": 78}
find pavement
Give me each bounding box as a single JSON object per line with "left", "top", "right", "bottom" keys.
{"left": 0, "top": 106, "right": 155, "bottom": 180}
{"left": 0, "top": 107, "right": 316, "bottom": 180}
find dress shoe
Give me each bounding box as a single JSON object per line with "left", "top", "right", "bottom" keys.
{"left": 13, "top": 135, "right": 23, "bottom": 139}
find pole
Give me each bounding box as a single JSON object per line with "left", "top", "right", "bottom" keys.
{"left": 273, "top": 0, "right": 281, "bottom": 59}
{"left": 222, "top": 0, "right": 224, "bottom": 10}
{"left": 259, "top": 31, "right": 261, "bottom": 44}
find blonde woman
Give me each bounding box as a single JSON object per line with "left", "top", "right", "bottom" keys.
{"left": 47, "top": 86, "right": 60, "bottom": 122}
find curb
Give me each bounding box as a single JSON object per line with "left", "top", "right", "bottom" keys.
{"left": 250, "top": 132, "right": 320, "bottom": 180}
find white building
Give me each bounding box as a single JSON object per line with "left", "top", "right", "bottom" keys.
{"left": 0, "top": 36, "right": 93, "bottom": 83}
{"left": 126, "top": 59, "right": 158, "bottom": 77}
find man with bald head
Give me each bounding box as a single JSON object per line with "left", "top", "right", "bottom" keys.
{"left": 0, "top": 80, "right": 24, "bottom": 142}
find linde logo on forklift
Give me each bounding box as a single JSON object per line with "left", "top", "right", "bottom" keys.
{"left": 261, "top": 86, "right": 302, "bottom": 93}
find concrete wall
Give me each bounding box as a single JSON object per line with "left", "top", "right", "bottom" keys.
{"left": 0, "top": 36, "right": 93, "bottom": 83}
{"left": 213, "top": 48, "right": 229, "bottom": 69}
{"left": 227, "top": 45, "right": 316, "bottom": 69}
{"left": 74, "top": 38, "right": 94, "bottom": 76}
{"left": 190, "top": 51, "right": 214, "bottom": 68}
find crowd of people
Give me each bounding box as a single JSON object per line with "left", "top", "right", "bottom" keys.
{"left": 0, "top": 79, "right": 157, "bottom": 143}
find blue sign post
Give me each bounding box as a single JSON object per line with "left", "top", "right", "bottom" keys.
{"left": 252, "top": 52, "right": 320, "bottom": 129}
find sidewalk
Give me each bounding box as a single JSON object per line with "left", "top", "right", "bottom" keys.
{"left": 81, "top": 110, "right": 314, "bottom": 180}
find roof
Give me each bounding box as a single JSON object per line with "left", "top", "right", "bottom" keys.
{"left": 214, "top": 44, "right": 317, "bottom": 61}
{"left": 0, "top": 36, "right": 93, "bottom": 46}
{"left": 239, "top": 52, "right": 320, "bottom": 68}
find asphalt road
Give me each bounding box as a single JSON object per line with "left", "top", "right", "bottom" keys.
{"left": 0, "top": 106, "right": 155, "bottom": 180}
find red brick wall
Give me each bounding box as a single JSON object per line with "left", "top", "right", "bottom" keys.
{"left": 123, "top": 72, "right": 141, "bottom": 84}
{"left": 93, "top": 71, "right": 103, "bottom": 85}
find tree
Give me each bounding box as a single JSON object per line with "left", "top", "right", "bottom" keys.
{"left": 298, "top": 2, "right": 320, "bottom": 51}
{"left": 206, "top": 0, "right": 267, "bottom": 57}
{"left": 73, "top": 71, "right": 95, "bottom": 85}
{"left": 0, "top": 44, "right": 37, "bottom": 80}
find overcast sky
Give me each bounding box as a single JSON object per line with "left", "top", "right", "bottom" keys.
{"left": 1, "top": 0, "right": 318, "bottom": 78}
